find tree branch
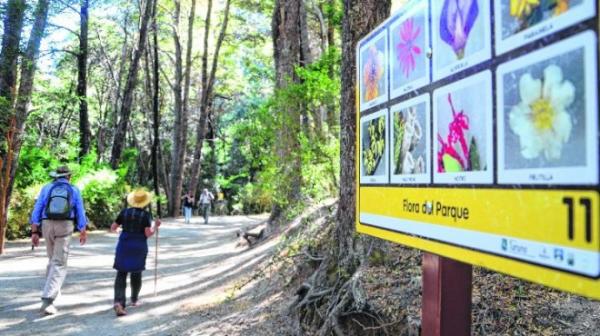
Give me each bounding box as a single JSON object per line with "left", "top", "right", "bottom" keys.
{"left": 41, "top": 48, "right": 79, "bottom": 57}
{"left": 159, "top": 65, "right": 175, "bottom": 91}
{"left": 54, "top": 0, "right": 80, "bottom": 15}
{"left": 47, "top": 22, "right": 81, "bottom": 40}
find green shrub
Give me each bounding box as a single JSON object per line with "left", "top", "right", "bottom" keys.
{"left": 237, "top": 182, "right": 271, "bottom": 214}
{"left": 7, "top": 184, "right": 44, "bottom": 240}
{"left": 77, "top": 169, "right": 127, "bottom": 229}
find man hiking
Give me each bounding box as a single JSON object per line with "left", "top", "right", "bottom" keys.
{"left": 198, "top": 188, "right": 214, "bottom": 224}
{"left": 30, "top": 166, "right": 88, "bottom": 315}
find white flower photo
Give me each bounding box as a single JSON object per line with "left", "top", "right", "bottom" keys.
{"left": 497, "top": 31, "right": 598, "bottom": 185}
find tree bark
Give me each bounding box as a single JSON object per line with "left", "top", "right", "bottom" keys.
{"left": 78, "top": 0, "right": 91, "bottom": 159}
{"left": 167, "top": 0, "right": 196, "bottom": 216}
{"left": 268, "top": 0, "right": 312, "bottom": 226}
{"left": 0, "top": 0, "right": 50, "bottom": 254}
{"left": 151, "top": 0, "right": 162, "bottom": 217}
{"left": 110, "top": 0, "right": 154, "bottom": 168}
{"left": 187, "top": 0, "right": 231, "bottom": 198}
{"left": 167, "top": 0, "right": 184, "bottom": 216}
{"left": 0, "top": 0, "right": 26, "bottom": 107}
{"left": 336, "top": 0, "right": 390, "bottom": 265}
{"left": 326, "top": 0, "right": 338, "bottom": 130}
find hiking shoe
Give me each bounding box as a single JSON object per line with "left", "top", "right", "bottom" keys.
{"left": 43, "top": 304, "right": 58, "bottom": 315}
{"left": 39, "top": 300, "right": 50, "bottom": 313}
{"left": 114, "top": 303, "right": 127, "bottom": 317}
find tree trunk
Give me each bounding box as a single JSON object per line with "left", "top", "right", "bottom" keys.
{"left": 268, "top": 0, "right": 312, "bottom": 227}
{"left": 110, "top": 0, "right": 154, "bottom": 168}
{"left": 0, "top": 0, "right": 26, "bottom": 106}
{"left": 187, "top": 0, "right": 231, "bottom": 198}
{"left": 336, "top": 0, "right": 390, "bottom": 265}
{"left": 326, "top": 0, "right": 338, "bottom": 130}
{"left": 151, "top": 0, "right": 162, "bottom": 217}
{"left": 0, "top": 119, "right": 16, "bottom": 255}
{"left": 78, "top": 0, "right": 91, "bottom": 159}
{"left": 0, "top": 0, "right": 50, "bottom": 254}
{"left": 167, "top": 0, "right": 184, "bottom": 216}
{"left": 167, "top": 0, "right": 196, "bottom": 216}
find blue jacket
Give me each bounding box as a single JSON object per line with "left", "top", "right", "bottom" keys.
{"left": 30, "top": 178, "right": 88, "bottom": 231}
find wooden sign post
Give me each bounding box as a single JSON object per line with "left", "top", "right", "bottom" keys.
{"left": 421, "top": 253, "right": 472, "bottom": 336}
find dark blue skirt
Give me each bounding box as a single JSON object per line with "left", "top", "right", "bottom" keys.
{"left": 114, "top": 232, "right": 148, "bottom": 272}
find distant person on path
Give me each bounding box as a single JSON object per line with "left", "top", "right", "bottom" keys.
{"left": 110, "top": 189, "right": 161, "bottom": 317}
{"left": 198, "top": 188, "right": 214, "bottom": 224}
{"left": 30, "top": 166, "right": 88, "bottom": 315}
{"left": 181, "top": 192, "right": 195, "bottom": 224}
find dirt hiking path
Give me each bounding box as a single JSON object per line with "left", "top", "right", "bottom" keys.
{"left": 0, "top": 215, "right": 274, "bottom": 336}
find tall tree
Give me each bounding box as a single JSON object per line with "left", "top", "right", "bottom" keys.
{"left": 167, "top": 0, "right": 184, "bottom": 215}
{"left": 268, "top": 0, "right": 312, "bottom": 223}
{"left": 167, "top": 0, "right": 196, "bottom": 216}
{"left": 336, "top": 0, "right": 390, "bottom": 265}
{"left": 1, "top": 0, "right": 51, "bottom": 254}
{"left": 151, "top": 0, "right": 162, "bottom": 217}
{"left": 187, "top": 0, "right": 231, "bottom": 199}
{"left": 78, "top": 0, "right": 91, "bottom": 159}
{"left": 110, "top": 0, "right": 154, "bottom": 168}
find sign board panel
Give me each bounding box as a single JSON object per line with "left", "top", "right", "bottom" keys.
{"left": 356, "top": 0, "right": 600, "bottom": 299}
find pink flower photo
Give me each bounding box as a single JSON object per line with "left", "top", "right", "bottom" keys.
{"left": 396, "top": 18, "right": 422, "bottom": 78}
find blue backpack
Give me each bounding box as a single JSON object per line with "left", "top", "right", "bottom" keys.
{"left": 45, "top": 182, "right": 73, "bottom": 220}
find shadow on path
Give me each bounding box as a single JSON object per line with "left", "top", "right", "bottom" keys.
{"left": 0, "top": 214, "right": 273, "bottom": 336}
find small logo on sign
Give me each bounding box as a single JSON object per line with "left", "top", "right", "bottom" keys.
{"left": 554, "top": 249, "right": 564, "bottom": 262}
{"left": 567, "top": 253, "right": 575, "bottom": 266}
{"left": 501, "top": 239, "right": 508, "bottom": 252}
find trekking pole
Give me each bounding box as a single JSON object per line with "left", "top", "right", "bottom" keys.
{"left": 154, "top": 222, "right": 159, "bottom": 296}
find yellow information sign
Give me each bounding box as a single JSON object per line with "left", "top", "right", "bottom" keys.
{"left": 356, "top": 1, "right": 600, "bottom": 299}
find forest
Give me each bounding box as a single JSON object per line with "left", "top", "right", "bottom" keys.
{"left": 0, "top": 0, "right": 345, "bottom": 243}
{"left": 1, "top": 0, "right": 599, "bottom": 335}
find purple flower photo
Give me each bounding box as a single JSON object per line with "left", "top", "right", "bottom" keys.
{"left": 432, "top": 0, "right": 491, "bottom": 81}
{"left": 439, "top": 0, "right": 479, "bottom": 59}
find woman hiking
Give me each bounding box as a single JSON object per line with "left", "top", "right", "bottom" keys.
{"left": 110, "top": 189, "right": 161, "bottom": 316}
{"left": 181, "top": 192, "right": 195, "bottom": 224}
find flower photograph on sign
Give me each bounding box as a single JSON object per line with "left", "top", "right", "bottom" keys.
{"left": 433, "top": 71, "right": 493, "bottom": 184}
{"left": 360, "top": 109, "right": 389, "bottom": 184}
{"left": 497, "top": 31, "right": 598, "bottom": 184}
{"left": 389, "top": 2, "right": 430, "bottom": 98}
{"left": 359, "top": 29, "right": 388, "bottom": 112}
{"left": 432, "top": 0, "right": 491, "bottom": 81}
{"left": 509, "top": 65, "right": 574, "bottom": 161}
{"left": 494, "top": 0, "right": 595, "bottom": 55}
{"left": 437, "top": 93, "right": 482, "bottom": 173}
{"left": 390, "top": 94, "right": 430, "bottom": 184}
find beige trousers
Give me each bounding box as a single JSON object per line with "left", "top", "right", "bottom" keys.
{"left": 41, "top": 219, "right": 74, "bottom": 301}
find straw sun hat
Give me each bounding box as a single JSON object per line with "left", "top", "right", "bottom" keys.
{"left": 127, "top": 189, "right": 152, "bottom": 208}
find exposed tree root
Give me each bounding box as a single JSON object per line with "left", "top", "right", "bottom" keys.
{"left": 286, "top": 212, "right": 403, "bottom": 336}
